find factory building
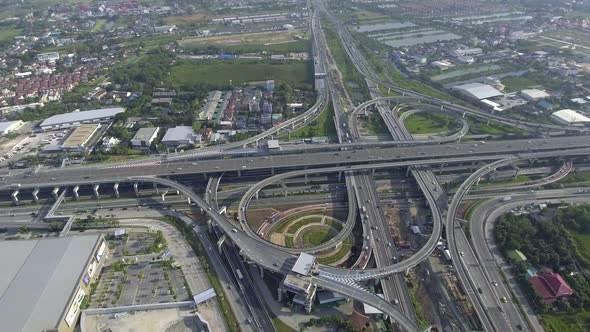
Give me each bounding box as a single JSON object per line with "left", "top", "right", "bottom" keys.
{"left": 131, "top": 127, "right": 160, "bottom": 148}
{"left": 39, "top": 107, "right": 125, "bottom": 130}
{"left": 452, "top": 82, "right": 503, "bottom": 100}
{"left": 550, "top": 109, "right": 590, "bottom": 125}
{"left": 161, "top": 126, "right": 198, "bottom": 147}
{"left": 61, "top": 124, "right": 101, "bottom": 152}
{"left": 0, "top": 120, "right": 24, "bottom": 135}
{"left": 0, "top": 235, "right": 108, "bottom": 332}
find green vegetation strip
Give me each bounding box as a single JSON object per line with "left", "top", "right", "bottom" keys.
{"left": 408, "top": 284, "right": 429, "bottom": 329}
{"left": 288, "top": 102, "right": 337, "bottom": 139}
{"left": 317, "top": 237, "right": 351, "bottom": 265}
{"left": 542, "top": 312, "right": 590, "bottom": 332}
{"left": 164, "top": 217, "right": 240, "bottom": 332}
{"left": 286, "top": 216, "right": 323, "bottom": 234}
{"left": 272, "top": 317, "right": 297, "bottom": 332}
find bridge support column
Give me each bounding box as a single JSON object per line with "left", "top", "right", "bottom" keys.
{"left": 304, "top": 173, "right": 308, "bottom": 185}
{"left": 207, "top": 219, "right": 213, "bottom": 233}
{"left": 292, "top": 123, "right": 296, "bottom": 130}
{"left": 259, "top": 266, "right": 264, "bottom": 278}
{"left": 338, "top": 171, "right": 343, "bottom": 182}
{"left": 406, "top": 167, "right": 411, "bottom": 177}
{"left": 476, "top": 177, "right": 481, "bottom": 186}
{"left": 187, "top": 197, "right": 192, "bottom": 205}
{"left": 113, "top": 183, "right": 119, "bottom": 198}
{"left": 52, "top": 187, "right": 60, "bottom": 200}
{"left": 277, "top": 285, "right": 284, "bottom": 302}
{"left": 153, "top": 183, "right": 159, "bottom": 194}
{"left": 93, "top": 185, "right": 100, "bottom": 199}
{"left": 255, "top": 190, "right": 259, "bottom": 200}
{"left": 372, "top": 168, "right": 375, "bottom": 176}
{"left": 217, "top": 235, "right": 226, "bottom": 254}
{"left": 237, "top": 170, "right": 241, "bottom": 177}
{"left": 462, "top": 111, "right": 466, "bottom": 118}
{"left": 73, "top": 186, "right": 80, "bottom": 201}
{"left": 11, "top": 190, "right": 19, "bottom": 205}
{"left": 133, "top": 183, "right": 139, "bottom": 197}
{"left": 32, "top": 188, "right": 39, "bottom": 203}
{"left": 160, "top": 189, "right": 169, "bottom": 202}
{"left": 270, "top": 167, "right": 275, "bottom": 175}
{"left": 388, "top": 87, "right": 391, "bottom": 94}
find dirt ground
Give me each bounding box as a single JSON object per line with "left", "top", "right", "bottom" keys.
{"left": 178, "top": 29, "right": 305, "bottom": 47}
{"left": 84, "top": 307, "right": 206, "bottom": 332}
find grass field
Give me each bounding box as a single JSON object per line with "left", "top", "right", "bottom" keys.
{"left": 404, "top": 113, "right": 454, "bottom": 134}
{"left": 302, "top": 227, "right": 334, "bottom": 247}
{"left": 542, "top": 312, "right": 590, "bottom": 332}
{"left": 467, "top": 118, "right": 525, "bottom": 136}
{"left": 567, "top": 230, "right": 590, "bottom": 267}
{"left": 185, "top": 39, "right": 311, "bottom": 54}
{"left": 169, "top": 60, "right": 313, "bottom": 89}
{"left": 179, "top": 29, "right": 305, "bottom": 48}
{"left": 289, "top": 102, "right": 337, "bottom": 138}
{"left": 560, "top": 170, "right": 590, "bottom": 186}
{"left": 0, "top": 27, "right": 21, "bottom": 45}
{"left": 501, "top": 76, "right": 540, "bottom": 92}
{"left": 92, "top": 19, "right": 107, "bottom": 32}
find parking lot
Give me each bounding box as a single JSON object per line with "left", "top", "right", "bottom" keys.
{"left": 90, "top": 260, "right": 190, "bottom": 308}
{"left": 109, "top": 232, "right": 163, "bottom": 258}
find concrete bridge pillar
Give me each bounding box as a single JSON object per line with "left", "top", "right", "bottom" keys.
{"left": 237, "top": 170, "right": 241, "bottom": 177}
{"left": 153, "top": 183, "right": 159, "bottom": 194}
{"left": 217, "top": 235, "right": 226, "bottom": 254}
{"left": 52, "top": 187, "right": 60, "bottom": 200}
{"left": 73, "top": 186, "right": 80, "bottom": 201}
{"left": 406, "top": 167, "right": 411, "bottom": 177}
{"left": 255, "top": 190, "right": 259, "bottom": 200}
{"left": 187, "top": 197, "right": 192, "bottom": 205}
{"left": 113, "top": 183, "right": 119, "bottom": 198}
{"left": 304, "top": 173, "right": 308, "bottom": 185}
{"left": 338, "top": 171, "right": 343, "bottom": 182}
{"left": 32, "top": 188, "right": 39, "bottom": 203}
{"left": 476, "top": 177, "right": 481, "bottom": 186}
{"left": 160, "top": 189, "right": 169, "bottom": 202}
{"left": 462, "top": 111, "right": 466, "bottom": 118}
{"left": 292, "top": 122, "right": 296, "bottom": 130}
{"left": 133, "top": 183, "right": 139, "bottom": 197}
{"left": 388, "top": 87, "right": 391, "bottom": 94}
{"left": 203, "top": 173, "right": 208, "bottom": 180}
{"left": 93, "top": 184, "right": 100, "bottom": 200}
{"left": 11, "top": 190, "right": 19, "bottom": 205}
{"left": 260, "top": 265, "right": 264, "bottom": 278}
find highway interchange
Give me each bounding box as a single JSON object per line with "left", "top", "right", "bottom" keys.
{"left": 2, "top": 1, "right": 590, "bottom": 331}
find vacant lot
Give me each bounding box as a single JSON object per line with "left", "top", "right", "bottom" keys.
{"left": 169, "top": 59, "right": 313, "bottom": 88}
{"left": 542, "top": 312, "right": 590, "bottom": 332}
{"left": 179, "top": 29, "right": 305, "bottom": 48}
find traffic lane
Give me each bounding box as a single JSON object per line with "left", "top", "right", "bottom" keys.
{"left": 454, "top": 227, "right": 514, "bottom": 331}
{"left": 17, "top": 135, "right": 590, "bottom": 182}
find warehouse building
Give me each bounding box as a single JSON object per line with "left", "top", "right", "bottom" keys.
{"left": 131, "top": 127, "right": 160, "bottom": 148}
{"left": 161, "top": 126, "right": 197, "bottom": 147}
{"left": 521, "top": 89, "right": 550, "bottom": 101}
{"left": 61, "top": 124, "right": 101, "bottom": 152}
{"left": 0, "top": 120, "right": 24, "bottom": 135}
{"left": 0, "top": 235, "right": 108, "bottom": 332}
{"left": 40, "top": 107, "right": 125, "bottom": 130}
{"left": 550, "top": 109, "right": 590, "bottom": 125}
{"left": 452, "top": 82, "right": 503, "bottom": 100}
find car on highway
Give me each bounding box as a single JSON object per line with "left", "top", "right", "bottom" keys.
{"left": 492, "top": 281, "right": 498, "bottom": 287}
{"left": 460, "top": 251, "right": 465, "bottom": 257}
{"left": 501, "top": 296, "right": 508, "bottom": 303}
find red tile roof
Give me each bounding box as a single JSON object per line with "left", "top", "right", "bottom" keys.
{"left": 529, "top": 271, "right": 573, "bottom": 304}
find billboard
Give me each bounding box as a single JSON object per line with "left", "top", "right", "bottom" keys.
{"left": 95, "top": 241, "right": 106, "bottom": 262}
{"left": 64, "top": 287, "right": 85, "bottom": 327}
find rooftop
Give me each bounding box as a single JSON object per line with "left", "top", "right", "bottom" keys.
{"left": 292, "top": 253, "right": 316, "bottom": 276}
{"left": 0, "top": 120, "right": 24, "bottom": 133}
{"left": 162, "top": 126, "right": 195, "bottom": 143}
{"left": 0, "top": 235, "right": 102, "bottom": 332}
{"left": 453, "top": 82, "right": 503, "bottom": 100}
{"left": 62, "top": 124, "right": 100, "bottom": 148}
{"left": 521, "top": 89, "right": 550, "bottom": 100}
{"left": 551, "top": 109, "right": 590, "bottom": 124}
{"left": 40, "top": 107, "right": 125, "bottom": 127}
{"left": 132, "top": 127, "right": 159, "bottom": 142}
